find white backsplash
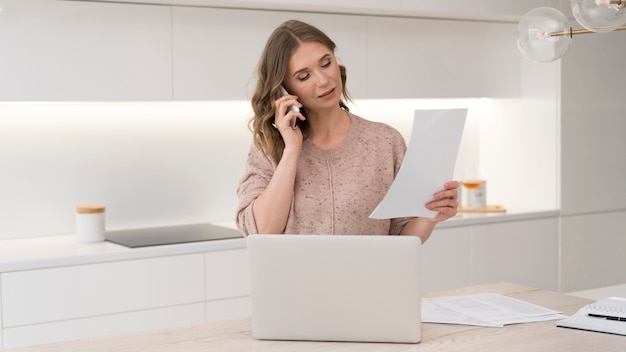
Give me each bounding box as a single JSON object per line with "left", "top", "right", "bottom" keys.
{"left": 0, "top": 98, "right": 558, "bottom": 240}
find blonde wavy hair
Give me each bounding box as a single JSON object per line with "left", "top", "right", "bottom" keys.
{"left": 250, "top": 20, "right": 352, "bottom": 163}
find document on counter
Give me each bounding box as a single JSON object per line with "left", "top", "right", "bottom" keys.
{"left": 422, "top": 293, "right": 566, "bottom": 327}
{"left": 369, "top": 109, "right": 467, "bottom": 219}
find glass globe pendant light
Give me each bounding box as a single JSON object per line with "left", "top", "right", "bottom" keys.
{"left": 517, "top": 2, "right": 626, "bottom": 62}
{"left": 571, "top": 0, "right": 626, "bottom": 33}
{"left": 516, "top": 7, "right": 574, "bottom": 63}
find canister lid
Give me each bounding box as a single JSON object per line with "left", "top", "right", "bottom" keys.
{"left": 76, "top": 204, "right": 106, "bottom": 214}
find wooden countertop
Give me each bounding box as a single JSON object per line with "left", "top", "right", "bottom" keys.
{"left": 6, "top": 282, "right": 625, "bottom": 352}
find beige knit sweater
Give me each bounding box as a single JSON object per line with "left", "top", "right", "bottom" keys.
{"left": 236, "top": 113, "right": 413, "bottom": 236}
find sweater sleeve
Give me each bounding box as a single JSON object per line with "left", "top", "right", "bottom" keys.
{"left": 235, "top": 144, "right": 277, "bottom": 236}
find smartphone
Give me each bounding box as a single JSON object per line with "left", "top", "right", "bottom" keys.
{"left": 279, "top": 85, "right": 299, "bottom": 128}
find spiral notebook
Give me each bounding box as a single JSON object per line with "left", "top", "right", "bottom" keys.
{"left": 557, "top": 297, "right": 626, "bottom": 335}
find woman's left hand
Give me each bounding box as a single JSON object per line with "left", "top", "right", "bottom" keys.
{"left": 425, "top": 181, "right": 459, "bottom": 222}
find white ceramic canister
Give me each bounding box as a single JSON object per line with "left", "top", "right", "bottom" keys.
{"left": 76, "top": 204, "right": 106, "bottom": 243}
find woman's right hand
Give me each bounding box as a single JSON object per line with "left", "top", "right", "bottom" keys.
{"left": 274, "top": 93, "right": 305, "bottom": 147}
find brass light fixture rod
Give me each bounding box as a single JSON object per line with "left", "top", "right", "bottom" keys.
{"left": 550, "top": 25, "right": 626, "bottom": 37}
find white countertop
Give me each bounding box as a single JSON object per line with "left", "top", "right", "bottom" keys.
{"left": 0, "top": 222, "right": 246, "bottom": 273}
{"left": 567, "top": 284, "right": 626, "bottom": 300}
{"left": 0, "top": 211, "right": 559, "bottom": 273}
{"left": 437, "top": 208, "right": 559, "bottom": 228}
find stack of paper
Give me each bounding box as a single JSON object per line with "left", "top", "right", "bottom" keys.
{"left": 422, "top": 293, "right": 565, "bottom": 327}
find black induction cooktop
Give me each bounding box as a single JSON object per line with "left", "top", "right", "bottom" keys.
{"left": 106, "top": 223, "right": 244, "bottom": 248}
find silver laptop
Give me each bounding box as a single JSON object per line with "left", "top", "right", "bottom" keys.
{"left": 247, "top": 234, "right": 422, "bottom": 343}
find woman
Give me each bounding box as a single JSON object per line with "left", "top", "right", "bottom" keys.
{"left": 236, "top": 20, "right": 458, "bottom": 243}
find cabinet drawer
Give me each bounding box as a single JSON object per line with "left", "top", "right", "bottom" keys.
{"left": 1, "top": 254, "right": 204, "bottom": 327}
{"left": 471, "top": 218, "right": 559, "bottom": 291}
{"left": 205, "top": 249, "right": 249, "bottom": 300}
{"left": 2, "top": 303, "right": 205, "bottom": 349}
{"left": 422, "top": 226, "right": 471, "bottom": 292}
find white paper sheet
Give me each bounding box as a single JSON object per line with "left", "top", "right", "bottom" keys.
{"left": 369, "top": 109, "right": 467, "bottom": 219}
{"left": 422, "top": 293, "right": 566, "bottom": 328}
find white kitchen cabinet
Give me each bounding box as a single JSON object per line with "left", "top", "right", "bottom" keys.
{"left": 0, "top": 236, "right": 251, "bottom": 349}
{"left": 2, "top": 303, "right": 205, "bottom": 349}
{"left": 172, "top": 7, "right": 520, "bottom": 100}
{"left": 0, "top": 1, "right": 523, "bottom": 101}
{"left": 171, "top": 7, "right": 368, "bottom": 100}
{"left": 1, "top": 254, "right": 204, "bottom": 328}
{"left": 0, "top": 0, "right": 172, "bottom": 101}
{"left": 422, "top": 214, "right": 559, "bottom": 293}
{"left": 205, "top": 249, "right": 250, "bottom": 301}
{"left": 561, "top": 211, "right": 626, "bottom": 293}
{"left": 205, "top": 249, "right": 251, "bottom": 321}
{"left": 471, "top": 217, "right": 559, "bottom": 291}
{"left": 69, "top": 0, "right": 562, "bottom": 21}
{"left": 171, "top": 7, "right": 281, "bottom": 100}
{"left": 422, "top": 226, "right": 472, "bottom": 292}
{"left": 366, "top": 17, "right": 520, "bottom": 98}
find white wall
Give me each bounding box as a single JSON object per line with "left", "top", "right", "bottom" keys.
{"left": 351, "top": 97, "right": 561, "bottom": 213}
{"left": 0, "top": 96, "right": 561, "bottom": 240}
{"left": 0, "top": 102, "right": 252, "bottom": 238}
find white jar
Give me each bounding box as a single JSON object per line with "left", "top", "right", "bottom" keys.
{"left": 76, "top": 204, "right": 106, "bottom": 243}
{"left": 461, "top": 181, "right": 487, "bottom": 209}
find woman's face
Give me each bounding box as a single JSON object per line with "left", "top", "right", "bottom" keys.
{"left": 284, "top": 41, "right": 342, "bottom": 112}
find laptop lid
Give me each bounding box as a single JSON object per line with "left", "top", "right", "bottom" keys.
{"left": 247, "top": 234, "right": 421, "bottom": 343}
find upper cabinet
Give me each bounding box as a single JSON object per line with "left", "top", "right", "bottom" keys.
{"left": 171, "top": 8, "right": 368, "bottom": 100}
{"left": 79, "top": 0, "right": 564, "bottom": 21}
{"left": 0, "top": 0, "right": 522, "bottom": 101}
{"left": 0, "top": 0, "right": 172, "bottom": 101}
{"left": 365, "top": 17, "right": 520, "bottom": 98}
{"left": 172, "top": 8, "right": 520, "bottom": 100}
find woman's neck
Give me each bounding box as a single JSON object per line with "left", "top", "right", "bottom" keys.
{"left": 306, "top": 107, "right": 350, "bottom": 150}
